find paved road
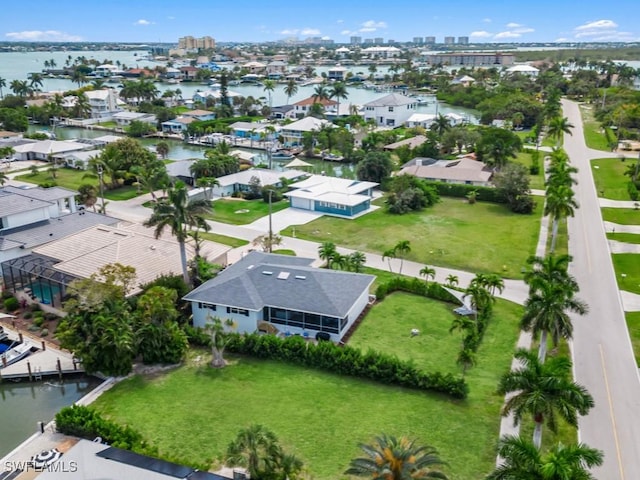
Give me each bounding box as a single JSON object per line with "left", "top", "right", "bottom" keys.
{"left": 563, "top": 98, "right": 640, "bottom": 480}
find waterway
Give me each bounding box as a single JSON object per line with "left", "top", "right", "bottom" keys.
{"left": 0, "top": 376, "right": 101, "bottom": 458}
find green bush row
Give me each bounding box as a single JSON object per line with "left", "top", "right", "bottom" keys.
{"left": 422, "top": 181, "right": 508, "bottom": 204}
{"left": 628, "top": 181, "right": 639, "bottom": 201}
{"left": 3, "top": 297, "right": 19, "bottom": 312}
{"left": 375, "top": 277, "right": 458, "bottom": 304}
{"left": 225, "top": 333, "right": 468, "bottom": 399}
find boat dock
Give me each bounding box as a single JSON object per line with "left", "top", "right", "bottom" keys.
{"left": 0, "top": 327, "right": 83, "bottom": 382}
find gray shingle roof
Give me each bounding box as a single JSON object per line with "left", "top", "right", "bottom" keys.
{"left": 184, "top": 252, "right": 375, "bottom": 318}
{"left": 0, "top": 190, "right": 52, "bottom": 217}
{"left": 2, "top": 185, "right": 77, "bottom": 202}
{"left": 363, "top": 93, "right": 416, "bottom": 107}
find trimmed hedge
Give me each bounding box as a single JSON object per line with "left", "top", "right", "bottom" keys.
{"left": 422, "top": 181, "right": 508, "bottom": 204}
{"left": 225, "top": 333, "right": 468, "bottom": 399}
{"left": 375, "top": 277, "right": 459, "bottom": 304}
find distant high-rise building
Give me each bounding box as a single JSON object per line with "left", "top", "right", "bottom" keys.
{"left": 178, "top": 35, "right": 215, "bottom": 50}
{"left": 350, "top": 36, "right": 362, "bottom": 45}
{"left": 364, "top": 38, "right": 374, "bottom": 44}
{"left": 458, "top": 36, "right": 469, "bottom": 45}
{"left": 444, "top": 36, "right": 455, "bottom": 45}
{"left": 425, "top": 36, "right": 436, "bottom": 44}
{"left": 413, "top": 37, "right": 424, "bottom": 44}
{"left": 374, "top": 37, "right": 384, "bottom": 44}
{"left": 387, "top": 39, "right": 395, "bottom": 44}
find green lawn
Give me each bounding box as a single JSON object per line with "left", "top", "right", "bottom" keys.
{"left": 283, "top": 197, "right": 542, "bottom": 279}
{"left": 546, "top": 220, "right": 569, "bottom": 257}
{"left": 16, "top": 168, "right": 140, "bottom": 201}
{"left": 592, "top": 158, "right": 633, "bottom": 200}
{"left": 607, "top": 232, "right": 640, "bottom": 244}
{"left": 513, "top": 151, "right": 545, "bottom": 190}
{"left": 205, "top": 199, "right": 289, "bottom": 225}
{"left": 580, "top": 105, "right": 614, "bottom": 151}
{"left": 601, "top": 208, "right": 640, "bottom": 225}
{"left": 198, "top": 232, "right": 249, "bottom": 248}
{"left": 612, "top": 254, "right": 640, "bottom": 294}
{"left": 94, "top": 294, "right": 523, "bottom": 480}
{"left": 272, "top": 249, "right": 296, "bottom": 256}
{"left": 626, "top": 312, "right": 640, "bottom": 367}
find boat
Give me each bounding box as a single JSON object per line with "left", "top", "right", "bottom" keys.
{"left": 271, "top": 149, "right": 295, "bottom": 160}
{"left": 0, "top": 341, "right": 32, "bottom": 368}
{"left": 0, "top": 326, "right": 8, "bottom": 344}
{"left": 322, "top": 153, "right": 345, "bottom": 162}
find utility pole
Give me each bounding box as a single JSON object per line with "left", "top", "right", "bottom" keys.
{"left": 97, "top": 165, "right": 106, "bottom": 214}
{"left": 268, "top": 189, "right": 273, "bottom": 253}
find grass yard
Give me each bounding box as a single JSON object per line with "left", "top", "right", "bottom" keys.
{"left": 94, "top": 293, "right": 523, "bottom": 480}
{"left": 592, "top": 158, "right": 634, "bottom": 200}
{"left": 272, "top": 249, "right": 296, "bottom": 256}
{"left": 198, "top": 232, "right": 249, "bottom": 248}
{"left": 607, "top": 232, "right": 640, "bottom": 244}
{"left": 546, "top": 220, "right": 569, "bottom": 257}
{"left": 513, "top": 151, "right": 545, "bottom": 190}
{"left": 16, "top": 168, "right": 140, "bottom": 201}
{"left": 626, "top": 312, "right": 640, "bottom": 366}
{"left": 282, "top": 197, "right": 542, "bottom": 279}
{"left": 601, "top": 208, "right": 640, "bottom": 225}
{"left": 612, "top": 254, "right": 640, "bottom": 294}
{"left": 580, "top": 105, "right": 615, "bottom": 151}
{"left": 205, "top": 199, "right": 289, "bottom": 225}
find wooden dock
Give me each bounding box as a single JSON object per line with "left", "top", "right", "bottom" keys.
{"left": 0, "top": 328, "right": 83, "bottom": 382}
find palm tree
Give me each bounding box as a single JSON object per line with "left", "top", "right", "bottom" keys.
{"left": 0, "top": 76, "right": 6, "bottom": 99}
{"left": 547, "top": 116, "right": 574, "bottom": 147}
{"left": 348, "top": 251, "right": 367, "bottom": 273}
{"left": 484, "top": 273, "right": 505, "bottom": 296}
{"left": 419, "top": 265, "right": 436, "bottom": 284}
{"left": 545, "top": 184, "right": 578, "bottom": 253}
{"left": 345, "top": 434, "right": 448, "bottom": 480}
{"left": 76, "top": 184, "right": 98, "bottom": 211}
{"left": 155, "top": 141, "right": 170, "bottom": 159}
{"left": 318, "top": 241, "right": 337, "bottom": 269}
{"left": 393, "top": 240, "right": 411, "bottom": 276}
{"left": 487, "top": 435, "right": 603, "bottom": 480}
{"left": 29, "top": 73, "right": 44, "bottom": 92}
{"left": 445, "top": 274, "right": 459, "bottom": 288}
{"left": 498, "top": 349, "right": 594, "bottom": 448}
{"left": 382, "top": 248, "right": 397, "bottom": 274}
{"left": 431, "top": 114, "right": 451, "bottom": 137}
{"left": 284, "top": 78, "right": 298, "bottom": 105}
{"left": 0, "top": 170, "right": 7, "bottom": 186}
{"left": 262, "top": 79, "right": 276, "bottom": 109}
{"left": 10, "top": 79, "right": 29, "bottom": 97}
{"left": 226, "top": 425, "right": 287, "bottom": 480}
{"left": 144, "top": 181, "right": 211, "bottom": 284}
{"left": 312, "top": 83, "right": 330, "bottom": 104}
{"left": 524, "top": 254, "right": 575, "bottom": 294}
{"left": 329, "top": 82, "right": 348, "bottom": 116}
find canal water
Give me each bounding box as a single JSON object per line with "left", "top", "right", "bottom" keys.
{"left": 0, "top": 376, "right": 101, "bottom": 458}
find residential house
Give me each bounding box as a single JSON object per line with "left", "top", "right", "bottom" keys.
{"left": 228, "top": 121, "right": 276, "bottom": 141}
{"left": 12, "top": 140, "right": 91, "bottom": 162}
{"left": 161, "top": 116, "right": 196, "bottom": 134}
{"left": 266, "top": 60, "right": 288, "bottom": 80}
{"left": 361, "top": 46, "right": 402, "bottom": 59}
{"left": 335, "top": 47, "right": 351, "bottom": 59}
{"left": 184, "top": 251, "right": 376, "bottom": 342}
{"left": 397, "top": 157, "right": 493, "bottom": 186}
{"left": 94, "top": 64, "right": 120, "bottom": 77}
{"left": 83, "top": 89, "right": 122, "bottom": 119}
{"left": 279, "top": 117, "right": 332, "bottom": 146}
{"left": 112, "top": 111, "right": 157, "bottom": 127}
{"left": 327, "top": 66, "right": 348, "bottom": 81}
{"left": 505, "top": 64, "right": 539, "bottom": 77}
{"left": 205, "top": 168, "right": 306, "bottom": 198}
{"left": 192, "top": 89, "right": 241, "bottom": 105}
{"left": 451, "top": 75, "right": 476, "bottom": 87}
{"left": 182, "top": 109, "right": 216, "bottom": 121}
{"left": 285, "top": 174, "right": 378, "bottom": 218}
{"left": 363, "top": 93, "right": 417, "bottom": 127}
{"left": 291, "top": 96, "right": 337, "bottom": 118}
{"left": 243, "top": 61, "right": 266, "bottom": 74}
{"left": 405, "top": 112, "right": 466, "bottom": 129}
{"left": 180, "top": 66, "right": 199, "bottom": 81}
{"left": 269, "top": 105, "right": 295, "bottom": 120}
{"left": 383, "top": 135, "right": 428, "bottom": 151}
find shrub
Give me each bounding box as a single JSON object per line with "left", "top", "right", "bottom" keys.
{"left": 28, "top": 324, "right": 40, "bottom": 332}
{"left": 422, "top": 181, "right": 508, "bottom": 204}
{"left": 628, "top": 181, "right": 639, "bottom": 201}
{"left": 44, "top": 312, "right": 58, "bottom": 322}
{"left": 224, "top": 332, "right": 468, "bottom": 399}
{"left": 23, "top": 312, "right": 33, "bottom": 320}
{"left": 40, "top": 328, "right": 49, "bottom": 337}
{"left": 3, "top": 297, "right": 19, "bottom": 312}
{"left": 30, "top": 303, "right": 42, "bottom": 312}
{"left": 33, "top": 316, "right": 45, "bottom": 328}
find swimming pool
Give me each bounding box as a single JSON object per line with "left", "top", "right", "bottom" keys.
{"left": 28, "top": 281, "right": 61, "bottom": 305}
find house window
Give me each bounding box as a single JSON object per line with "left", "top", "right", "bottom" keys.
{"left": 198, "top": 302, "right": 216, "bottom": 311}
{"left": 388, "top": 106, "right": 394, "bottom": 112}
{"left": 226, "top": 306, "right": 249, "bottom": 316}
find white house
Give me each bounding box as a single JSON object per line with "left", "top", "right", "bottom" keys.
{"left": 94, "top": 64, "right": 120, "bottom": 77}
{"left": 112, "top": 111, "right": 157, "bottom": 127}
{"left": 327, "top": 66, "right": 348, "bottom": 81}
{"left": 363, "top": 93, "right": 417, "bottom": 127}
{"left": 279, "top": 117, "right": 332, "bottom": 146}
{"left": 397, "top": 157, "right": 493, "bottom": 186}
{"left": 12, "top": 140, "right": 90, "bottom": 162}
{"left": 84, "top": 89, "right": 122, "bottom": 119}
{"left": 361, "top": 46, "right": 402, "bottom": 59}
{"left": 184, "top": 252, "right": 376, "bottom": 342}
{"left": 208, "top": 168, "right": 306, "bottom": 197}
{"left": 505, "top": 64, "right": 539, "bottom": 77}
{"left": 291, "top": 96, "right": 337, "bottom": 117}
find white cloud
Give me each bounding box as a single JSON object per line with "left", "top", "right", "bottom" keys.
{"left": 167, "top": 16, "right": 175, "bottom": 20}
{"left": 555, "top": 37, "right": 569, "bottom": 42}
{"left": 337, "top": 19, "right": 344, "bottom": 24}
{"left": 514, "top": 27, "right": 534, "bottom": 34}
{"left": 359, "top": 27, "right": 376, "bottom": 32}
{"left": 301, "top": 28, "right": 321, "bottom": 35}
{"left": 506, "top": 22, "right": 522, "bottom": 28}
{"left": 279, "top": 29, "right": 298, "bottom": 35}
{"left": 575, "top": 19, "right": 617, "bottom": 31}
{"left": 494, "top": 31, "right": 522, "bottom": 39}
{"left": 5, "top": 30, "right": 82, "bottom": 41}
{"left": 359, "top": 20, "right": 387, "bottom": 32}
{"left": 470, "top": 31, "right": 492, "bottom": 38}
{"left": 341, "top": 29, "right": 353, "bottom": 35}
{"left": 483, "top": 18, "right": 492, "bottom": 23}
{"left": 134, "top": 19, "right": 153, "bottom": 26}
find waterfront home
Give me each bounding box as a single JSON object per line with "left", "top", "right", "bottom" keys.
{"left": 180, "top": 66, "right": 199, "bottom": 81}
{"left": 361, "top": 46, "right": 402, "bottom": 59}
{"left": 292, "top": 96, "right": 337, "bottom": 118}
{"left": 269, "top": 105, "right": 295, "bottom": 120}
{"left": 397, "top": 157, "right": 493, "bottom": 186}
{"left": 182, "top": 109, "right": 216, "bottom": 121}
{"left": 451, "top": 75, "right": 476, "bottom": 87}
{"left": 161, "top": 117, "right": 195, "bottom": 134}
{"left": 335, "top": 47, "right": 351, "bottom": 59}
{"left": 12, "top": 140, "right": 91, "bottom": 162}
{"left": 94, "top": 64, "right": 120, "bottom": 77}
{"left": 207, "top": 168, "right": 306, "bottom": 198}
{"left": 112, "top": 111, "right": 157, "bottom": 127}
{"left": 228, "top": 121, "right": 277, "bottom": 141}
{"left": 243, "top": 61, "right": 267, "bottom": 74}
{"left": 328, "top": 66, "right": 348, "bottom": 81}
{"left": 62, "top": 149, "right": 101, "bottom": 169}
{"left": 266, "top": 60, "right": 288, "bottom": 79}
{"left": 383, "top": 135, "right": 428, "bottom": 151}
{"left": 405, "top": 112, "right": 466, "bottom": 129}
{"left": 64, "top": 89, "right": 121, "bottom": 120}
{"left": 285, "top": 174, "right": 378, "bottom": 218}
{"left": 279, "top": 117, "right": 332, "bottom": 146}
{"left": 505, "top": 64, "right": 540, "bottom": 77}
{"left": 185, "top": 251, "right": 375, "bottom": 342}
{"left": 363, "top": 93, "right": 417, "bottom": 127}
{"left": 192, "top": 89, "right": 241, "bottom": 105}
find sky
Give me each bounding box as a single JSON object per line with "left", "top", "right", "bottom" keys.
{"left": 1, "top": 0, "right": 640, "bottom": 44}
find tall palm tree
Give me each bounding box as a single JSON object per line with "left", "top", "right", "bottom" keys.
{"left": 498, "top": 349, "right": 594, "bottom": 448}
{"left": 345, "top": 434, "right": 448, "bottom": 480}
{"left": 547, "top": 116, "right": 574, "bottom": 147}
{"left": 445, "top": 274, "right": 459, "bottom": 288}
{"left": 521, "top": 270, "right": 587, "bottom": 362}
{"left": 545, "top": 184, "right": 578, "bottom": 253}
{"left": 487, "top": 435, "right": 603, "bottom": 480}
{"left": 318, "top": 241, "right": 337, "bottom": 269}
{"left": 330, "top": 82, "right": 348, "bottom": 117}
{"left": 10, "top": 79, "right": 29, "bottom": 97}
{"left": 262, "top": 79, "right": 276, "bottom": 109}
{"left": 226, "top": 425, "right": 285, "bottom": 480}
{"left": 348, "top": 251, "right": 367, "bottom": 273}
{"left": 419, "top": 265, "right": 436, "bottom": 284}
{"left": 29, "top": 73, "right": 44, "bottom": 92}
{"left": 524, "top": 254, "right": 576, "bottom": 295}
{"left": 0, "top": 170, "right": 7, "bottom": 186}
{"left": 284, "top": 78, "right": 298, "bottom": 105}
{"left": 312, "top": 83, "right": 330, "bottom": 104}
{"left": 393, "top": 240, "right": 411, "bottom": 276}
{"left": 144, "top": 181, "right": 211, "bottom": 284}
{"left": 0, "top": 76, "right": 6, "bottom": 99}
{"left": 382, "top": 248, "right": 397, "bottom": 274}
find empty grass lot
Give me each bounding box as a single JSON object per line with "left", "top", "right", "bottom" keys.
{"left": 16, "top": 168, "right": 139, "bottom": 201}
{"left": 580, "top": 105, "right": 614, "bottom": 151}
{"left": 607, "top": 232, "right": 640, "bottom": 244}
{"left": 198, "top": 232, "right": 249, "bottom": 249}
{"left": 513, "top": 150, "right": 545, "bottom": 190}
{"left": 93, "top": 293, "right": 523, "bottom": 480}
{"left": 626, "top": 312, "right": 640, "bottom": 367}
{"left": 592, "top": 158, "right": 634, "bottom": 200}
{"left": 282, "top": 197, "right": 542, "bottom": 279}
{"left": 601, "top": 208, "right": 640, "bottom": 225}
{"left": 612, "top": 254, "right": 640, "bottom": 294}
{"left": 205, "top": 199, "right": 289, "bottom": 225}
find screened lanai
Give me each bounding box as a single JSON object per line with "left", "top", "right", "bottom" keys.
{"left": 1, "top": 254, "right": 78, "bottom": 308}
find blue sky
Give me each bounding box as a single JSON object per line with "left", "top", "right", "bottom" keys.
{"left": 1, "top": 0, "right": 640, "bottom": 44}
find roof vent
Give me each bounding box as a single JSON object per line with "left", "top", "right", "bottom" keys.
{"left": 277, "top": 271, "right": 290, "bottom": 280}
{"left": 247, "top": 265, "right": 255, "bottom": 270}
{"left": 295, "top": 275, "right": 306, "bottom": 280}
{"left": 262, "top": 271, "right": 273, "bottom": 275}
